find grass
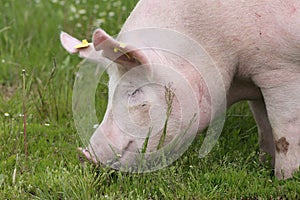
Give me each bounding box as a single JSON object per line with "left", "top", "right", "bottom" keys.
{"left": 0, "top": 0, "right": 299, "bottom": 199}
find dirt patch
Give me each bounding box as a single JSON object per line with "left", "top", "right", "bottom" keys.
{"left": 275, "top": 137, "right": 289, "bottom": 155}
{"left": 0, "top": 84, "right": 18, "bottom": 100}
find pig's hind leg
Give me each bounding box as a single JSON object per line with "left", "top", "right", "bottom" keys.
{"left": 249, "top": 100, "right": 275, "bottom": 167}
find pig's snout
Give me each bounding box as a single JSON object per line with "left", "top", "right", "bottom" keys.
{"left": 77, "top": 122, "right": 142, "bottom": 169}
{"left": 77, "top": 147, "right": 98, "bottom": 164}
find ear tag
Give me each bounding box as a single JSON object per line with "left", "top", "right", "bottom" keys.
{"left": 113, "top": 42, "right": 131, "bottom": 59}
{"left": 119, "top": 42, "right": 127, "bottom": 48}
{"left": 74, "top": 39, "right": 91, "bottom": 49}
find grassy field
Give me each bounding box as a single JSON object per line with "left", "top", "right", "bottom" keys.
{"left": 0, "top": 0, "right": 299, "bottom": 199}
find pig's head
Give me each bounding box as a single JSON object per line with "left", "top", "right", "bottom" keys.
{"left": 60, "top": 29, "right": 201, "bottom": 172}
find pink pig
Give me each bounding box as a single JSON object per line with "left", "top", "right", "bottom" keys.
{"left": 61, "top": 0, "right": 300, "bottom": 179}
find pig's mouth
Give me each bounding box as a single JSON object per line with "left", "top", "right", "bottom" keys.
{"left": 78, "top": 140, "right": 140, "bottom": 169}
{"left": 108, "top": 140, "right": 138, "bottom": 169}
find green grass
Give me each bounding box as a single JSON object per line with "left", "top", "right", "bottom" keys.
{"left": 0, "top": 0, "right": 299, "bottom": 199}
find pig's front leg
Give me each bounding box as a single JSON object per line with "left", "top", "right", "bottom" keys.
{"left": 256, "top": 70, "right": 300, "bottom": 179}
{"left": 249, "top": 100, "right": 275, "bottom": 167}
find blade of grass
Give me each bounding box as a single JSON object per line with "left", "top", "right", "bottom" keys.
{"left": 141, "top": 127, "right": 152, "bottom": 154}
{"left": 157, "top": 83, "right": 175, "bottom": 150}
{"left": 22, "top": 69, "right": 28, "bottom": 159}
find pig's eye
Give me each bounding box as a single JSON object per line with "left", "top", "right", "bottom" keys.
{"left": 129, "top": 88, "right": 141, "bottom": 97}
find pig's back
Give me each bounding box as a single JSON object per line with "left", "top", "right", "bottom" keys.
{"left": 121, "top": 0, "right": 300, "bottom": 81}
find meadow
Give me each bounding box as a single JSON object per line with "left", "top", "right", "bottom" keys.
{"left": 0, "top": 0, "right": 299, "bottom": 199}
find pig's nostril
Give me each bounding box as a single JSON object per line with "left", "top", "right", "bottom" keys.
{"left": 77, "top": 147, "right": 98, "bottom": 164}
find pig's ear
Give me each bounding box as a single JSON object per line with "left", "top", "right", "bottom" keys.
{"left": 60, "top": 31, "right": 102, "bottom": 62}
{"left": 93, "top": 29, "right": 149, "bottom": 69}
{"left": 60, "top": 31, "right": 81, "bottom": 54}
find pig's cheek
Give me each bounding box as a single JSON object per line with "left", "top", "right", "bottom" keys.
{"left": 144, "top": 97, "right": 181, "bottom": 148}
{"left": 112, "top": 86, "right": 167, "bottom": 139}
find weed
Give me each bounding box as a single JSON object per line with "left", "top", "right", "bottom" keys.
{"left": 21, "top": 69, "right": 28, "bottom": 159}
{"left": 157, "top": 83, "right": 175, "bottom": 150}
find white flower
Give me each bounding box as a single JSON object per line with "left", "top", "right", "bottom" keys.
{"left": 113, "top": 1, "right": 121, "bottom": 7}
{"left": 70, "top": 5, "right": 76, "bottom": 13}
{"left": 99, "top": 11, "right": 107, "bottom": 17}
{"left": 4, "top": 113, "right": 10, "bottom": 117}
{"left": 108, "top": 11, "right": 115, "bottom": 18}
{"left": 93, "top": 18, "right": 105, "bottom": 27}
{"left": 78, "top": 9, "right": 86, "bottom": 15}
{"left": 76, "top": 23, "right": 82, "bottom": 28}
{"left": 93, "top": 124, "right": 99, "bottom": 129}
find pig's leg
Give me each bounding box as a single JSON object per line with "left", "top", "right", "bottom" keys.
{"left": 249, "top": 100, "right": 275, "bottom": 167}
{"left": 260, "top": 77, "right": 300, "bottom": 179}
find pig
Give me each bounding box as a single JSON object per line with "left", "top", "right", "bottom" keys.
{"left": 60, "top": 0, "right": 300, "bottom": 179}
